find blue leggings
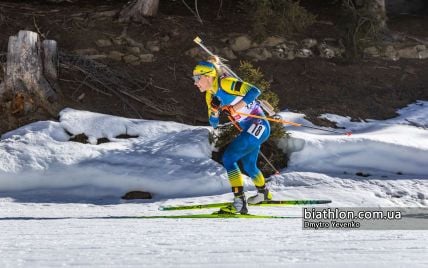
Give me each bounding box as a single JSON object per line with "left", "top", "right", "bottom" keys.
{"left": 222, "top": 119, "right": 270, "bottom": 188}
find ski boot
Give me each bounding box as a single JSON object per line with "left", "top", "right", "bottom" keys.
{"left": 247, "top": 185, "right": 272, "bottom": 205}
{"left": 219, "top": 188, "right": 248, "bottom": 215}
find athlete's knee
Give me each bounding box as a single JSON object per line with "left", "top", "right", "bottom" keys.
{"left": 222, "top": 150, "right": 239, "bottom": 168}
{"left": 243, "top": 165, "right": 259, "bottom": 179}
{"left": 222, "top": 151, "right": 239, "bottom": 170}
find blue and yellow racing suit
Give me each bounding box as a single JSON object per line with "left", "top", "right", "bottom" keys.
{"left": 207, "top": 77, "right": 271, "bottom": 191}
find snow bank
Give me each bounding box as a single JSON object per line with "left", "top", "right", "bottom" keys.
{"left": 279, "top": 101, "right": 428, "bottom": 176}
{"left": 0, "top": 102, "right": 427, "bottom": 205}
{"left": 0, "top": 108, "right": 232, "bottom": 199}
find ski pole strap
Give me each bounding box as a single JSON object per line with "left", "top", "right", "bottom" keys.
{"left": 227, "top": 115, "right": 243, "bottom": 132}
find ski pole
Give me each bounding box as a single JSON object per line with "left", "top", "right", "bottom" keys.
{"left": 236, "top": 111, "right": 352, "bottom": 136}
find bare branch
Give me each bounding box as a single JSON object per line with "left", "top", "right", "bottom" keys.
{"left": 181, "top": 0, "right": 203, "bottom": 24}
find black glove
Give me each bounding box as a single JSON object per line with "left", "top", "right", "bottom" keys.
{"left": 210, "top": 96, "right": 221, "bottom": 112}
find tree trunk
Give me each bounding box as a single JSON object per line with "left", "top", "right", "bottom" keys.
{"left": 119, "top": 0, "right": 159, "bottom": 23}
{"left": 352, "top": 0, "right": 387, "bottom": 29}
{"left": 0, "top": 30, "right": 59, "bottom": 116}
{"left": 371, "top": 0, "right": 387, "bottom": 28}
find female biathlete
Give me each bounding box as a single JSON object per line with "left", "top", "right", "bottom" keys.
{"left": 192, "top": 58, "right": 272, "bottom": 214}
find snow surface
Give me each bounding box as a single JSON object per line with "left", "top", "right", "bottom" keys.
{"left": 1, "top": 101, "right": 427, "bottom": 267}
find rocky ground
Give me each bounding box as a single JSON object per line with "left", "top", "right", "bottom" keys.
{"left": 0, "top": 0, "right": 427, "bottom": 134}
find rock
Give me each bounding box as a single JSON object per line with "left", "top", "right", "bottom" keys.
{"left": 383, "top": 45, "right": 399, "bottom": 61}
{"left": 127, "top": 46, "right": 141, "bottom": 54}
{"left": 74, "top": 48, "right": 99, "bottom": 55}
{"left": 112, "top": 38, "right": 125, "bottom": 46}
{"left": 69, "top": 133, "right": 89, "bottom": 144}
{"left": 186, "top": 46, "right": 220, "bottom": 59}
{"left": 404, "top": 66, "right": 416, "bottom": 75}
{"left": 221, "top": 47, "right": 237, "bottom": 60}
{"left": 149, "top": 45, "right": 160, "bottom": 52}
{"left": 108, "top": 51, "right": 125, "bottom": 61}
{"left": 287, "top": 50, "right": 295, "bottom": 60}
{"left": 273, "top": 43, "right": 294, "bottom": 59}
{"left": 123, "top": 54, "right": 140, "bottom": 64}
{"left": 302, "top": 38, "right": 317, "bottom": 49}
{"left": 296, "top": 48, "right": 313, "bottom": 58}
{"left": 251, "top": 41, "right": 260, "bottom": 48}
{"left": 419, "top": 50, "right": 428, "bottom": 59}
{"left": 139, "top": 53, "right": 155, "bottom": 62}
{"left": 160, "top": 35, "right": 170, "bottom": 42}
{"left": 121, "top": 191, "right": 152, "bottom": 200}
{"left": 415, "top": 44, "right": 427, "bottom": 52}
{"left": 272, "top": 50, "right": 285, "bottom": 59}
{"left": 397, "top": 46, "right": 419, "bottom": 59}
{"left": 261, "top": 36, "right": 286, "bottom": 47}
{"left": 185, "top": 47, "right": 202, "bottom": 58}
{"left": 146, "top": 40, "right": 160, "bottom": 52}
{"left": 95, "top": 39, "right": 113, "bottom": 47}
{"left": 85, "top": 54, "right": 108, "bottom": 60}
{"left": 220, "top": 37, "right": 230, "bottom": 43}
{"left": 230, "top": 35, "right": 252, "bottom": 52}
{"left": 91, "top": 10, "right": 118, "bottom": 18}
{"left": 318, "top": 43, "right": 335, "bottom": 59}
{"left": 246, "top": 48, "right": 272, "bottom": 61}
{"left": 287, "top": 40, "right": 299, "bottom": 47}
{"left": 280, "top": 43, "right": 292, "bottom": 51}
{"left": 364, "top": 46, "right": 380, "bottom": 57}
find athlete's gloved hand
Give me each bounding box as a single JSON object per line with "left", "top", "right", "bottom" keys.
{"left": 221, "top": 105, "right": 237, "bottom": 117}
{"left": 210, "top": 96, "right": 221, "bottom": 113}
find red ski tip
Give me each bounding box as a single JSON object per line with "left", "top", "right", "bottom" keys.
{"left": 345, "top": 131, "right": 352, "bottom": 136}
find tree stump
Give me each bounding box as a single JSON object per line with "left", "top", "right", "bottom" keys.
{"left": 1, "top": 30, "right": 59, "bottom": 116}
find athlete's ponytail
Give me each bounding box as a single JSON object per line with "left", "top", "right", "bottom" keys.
{"left": 206, "top": 55, "right": 223, "bottom": 77}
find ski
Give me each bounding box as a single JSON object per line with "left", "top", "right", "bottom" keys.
{"left": 159, "top": 199, "right": 332, "bottom": 211}
{"left": 139, "top": 212, "right": 298, "bottom": 219}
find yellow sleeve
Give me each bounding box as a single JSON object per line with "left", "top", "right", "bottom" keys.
{"left": 220, "top": 77, "right": 253, "bottom": 97}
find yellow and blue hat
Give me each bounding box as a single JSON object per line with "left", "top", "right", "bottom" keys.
{"left": 193, "top": 61, "right": 217, "bottom": 77}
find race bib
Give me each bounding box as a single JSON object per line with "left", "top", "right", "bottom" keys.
{"left": 247, "top": 123, "right": 266, "bottom": 139}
